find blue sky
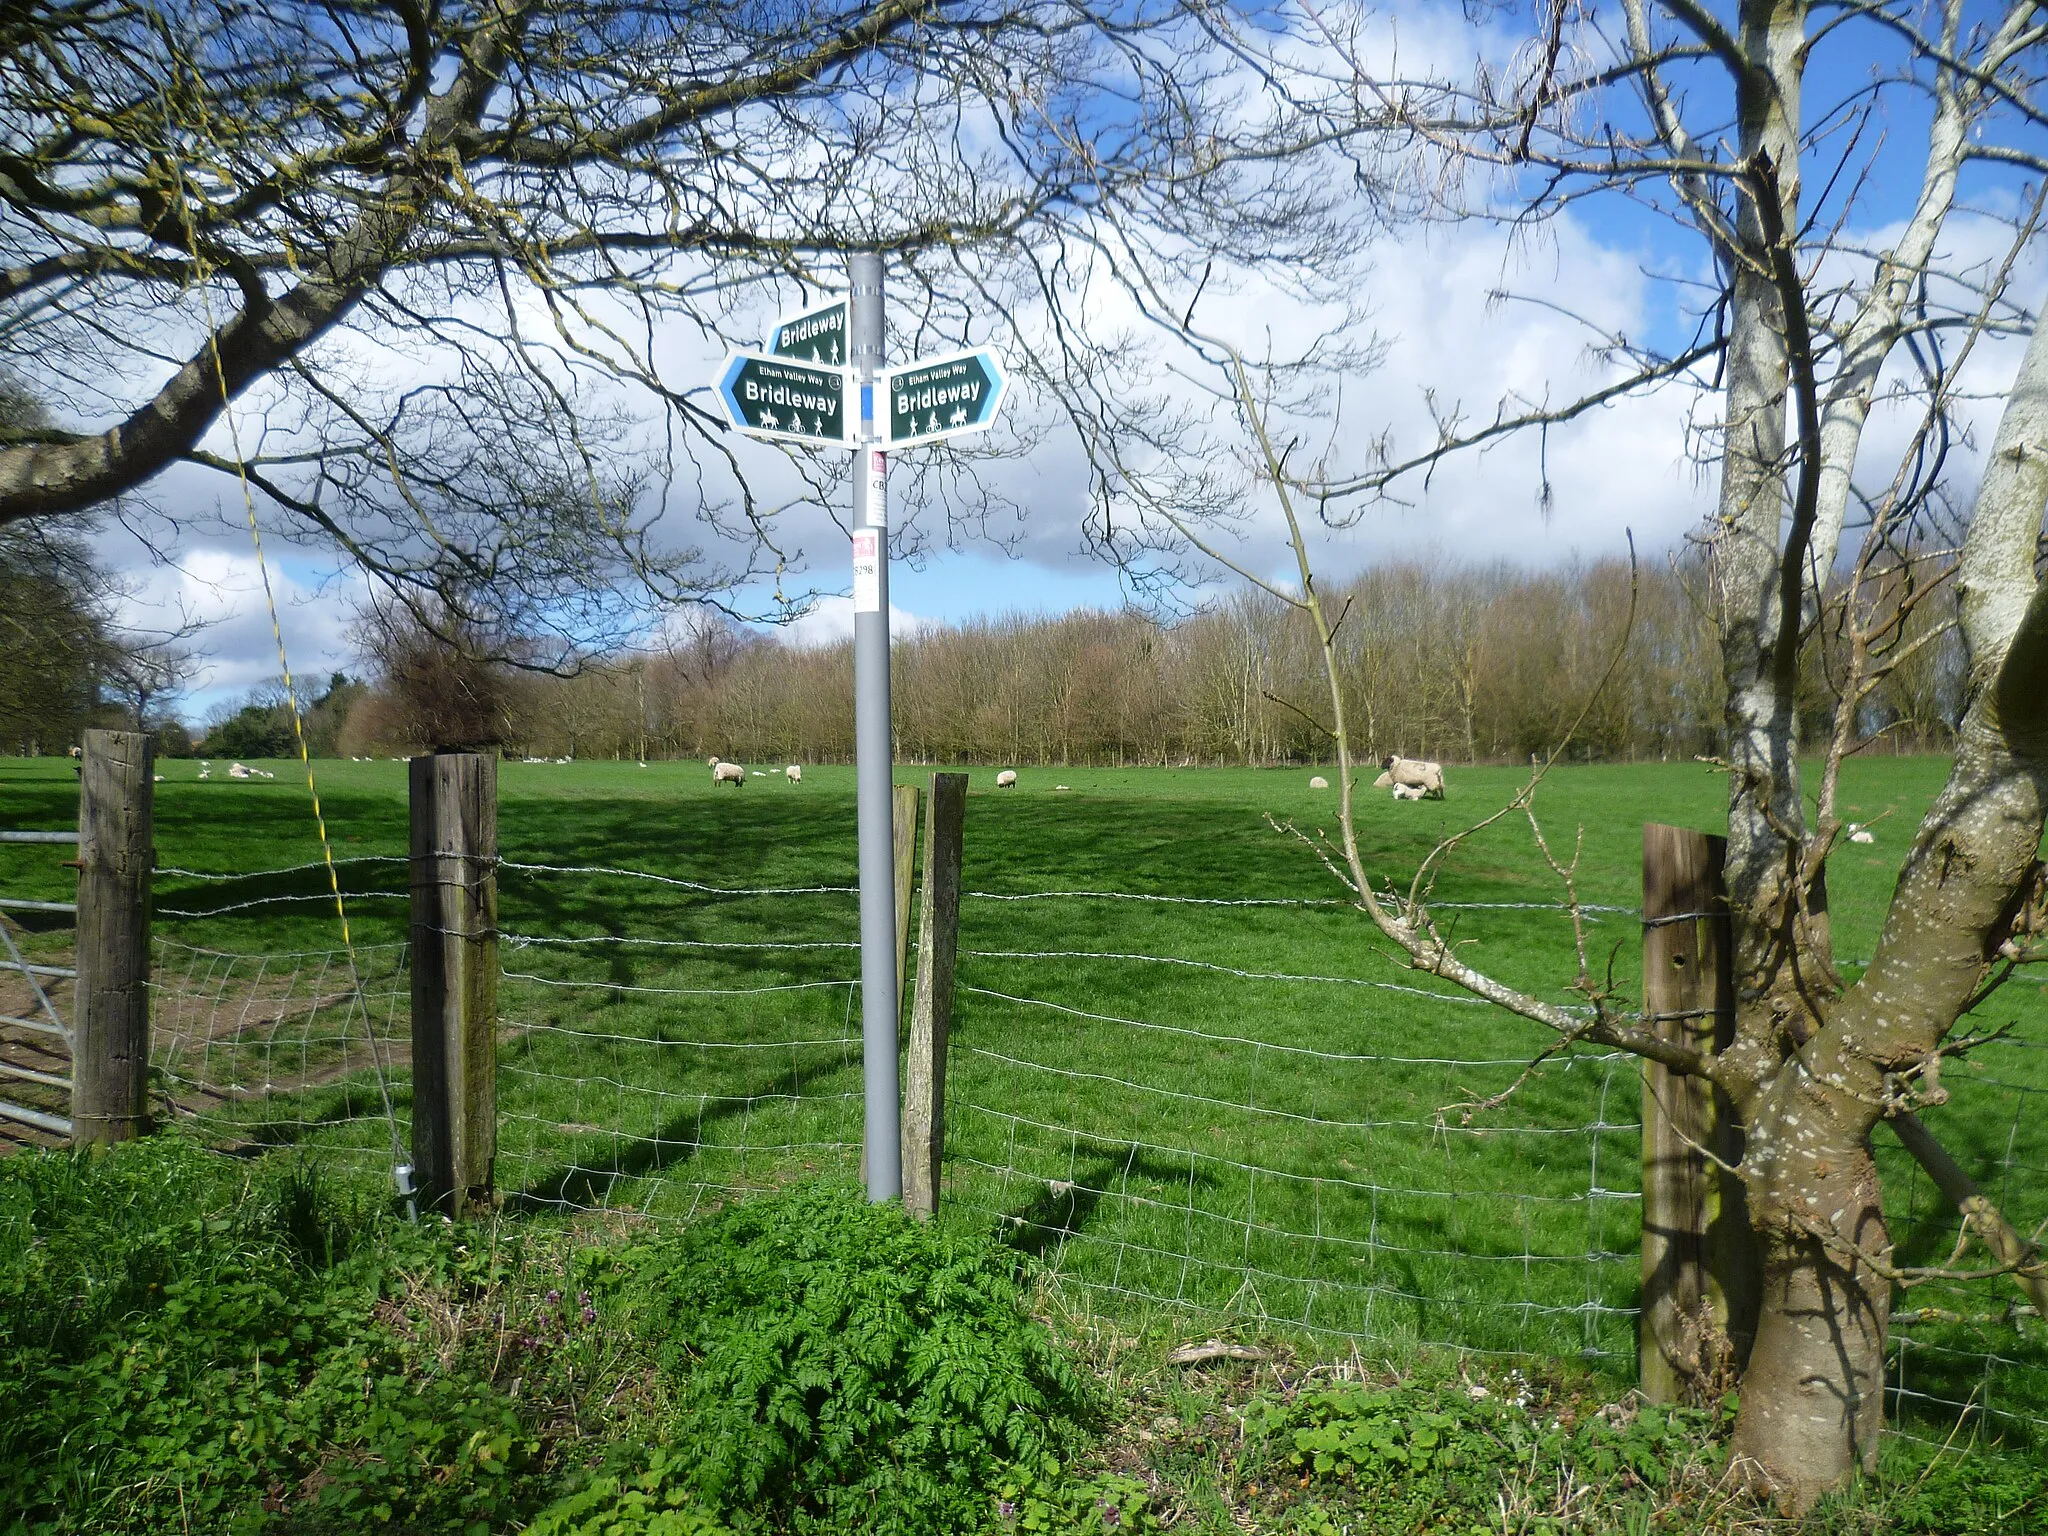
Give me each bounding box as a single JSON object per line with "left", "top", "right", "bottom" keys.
{"left": 98, "top": 0, "right": 2046, "bottom": 722}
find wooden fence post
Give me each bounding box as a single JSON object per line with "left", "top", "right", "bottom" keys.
{"left": 902, "top": 772, "right": 967, "bottom": 1219}
{"left": 893, "top": 782, "right": 922, "bottom": 1011}
{"left": 72, "top": 729, "right": 154, "bottom": 1146}
{"left": 1640, "top": 822, "right": 1757, "bottom": 1400}
{"left": 410, "top": 753, "right": 498, "bottom": 1215}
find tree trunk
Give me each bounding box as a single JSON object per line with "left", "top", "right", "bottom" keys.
{"left": 1728, "top": 1086, "right": 1890, "bottom": 1501}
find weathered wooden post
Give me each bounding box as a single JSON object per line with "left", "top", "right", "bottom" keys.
{"left": 1640, "top": 823, "right": 1757, "bottom": 1400}
{"left": 72, "top": 729, "right": 155, "bottom": 1146}
{"left": 409, "top": 753, "right": 498, "bottom": 1215}
{"left": 893, "top": 782, "right": 922, "bottom": 1010}
{"left": 902, "top": 772, "right": 967, "bottom": 1219}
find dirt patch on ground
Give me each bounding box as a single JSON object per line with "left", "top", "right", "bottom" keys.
{"left": 1, "top": 941, "right": 412, "bottom": 1154}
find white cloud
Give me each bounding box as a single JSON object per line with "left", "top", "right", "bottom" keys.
{"left": 781, "top": 595, "right": 924, "bottom": 647}
{"left": 114, "top": 544, "right": 366, "bottom": 718}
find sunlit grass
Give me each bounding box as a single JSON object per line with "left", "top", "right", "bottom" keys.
{"left": 0, "top": 752, "right": 2042, "bottom": 1428}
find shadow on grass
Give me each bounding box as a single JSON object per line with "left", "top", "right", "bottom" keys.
{"left": 200, "top": 1077, "right": 413, "bottom": 1154}
{"left": 507, "top": 1057, "right": 857, "bottom": 1211}
{"left": 1000, "top": 1143, "right": 1220, "bottom": 1260}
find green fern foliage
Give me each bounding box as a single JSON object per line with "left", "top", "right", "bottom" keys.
{"left": 626, "top": 1183, "right": 1099, "bottom": 1535}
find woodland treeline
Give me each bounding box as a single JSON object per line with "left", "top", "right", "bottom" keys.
{"left": 335, "top": 556, "right": 1965, "bottom": 767}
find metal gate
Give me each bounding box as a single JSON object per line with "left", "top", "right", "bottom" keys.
{"left": 0, "top": 829, "right": 77, "bottom": 1140}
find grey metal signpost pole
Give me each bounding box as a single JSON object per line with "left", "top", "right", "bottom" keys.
{"left": 849, "top": 252, "right": 901, "bottom": 1202}
{"left": 716, "top": 271, "right": 1006, "bottom": 1204}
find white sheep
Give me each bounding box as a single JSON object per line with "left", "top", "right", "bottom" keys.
{"left": 785, "top": 765, "right": 803, "bottom": 784}
{"left": 712, "top": 760, "right": 746, "bottom": 786}
{"left": 707, "top": 756, "right": 721, "bottom": 767}
{"left": 995, "top": 770, "right": 1018, "bottom": 789}
{"left": 1309, "top": 775, "right": 1330, "bottom": 790}
{"left": 1391, "top": 781, "right": 1426, "bottom": 802}
{"left": 1376, "top": 754, "right": 1445, "bottom": 799}
{"left": 1848, "top": 823, "right": 1875, "bottom": 845}
{"left": 228, "top": 762, "right": 250, "bottom": 779}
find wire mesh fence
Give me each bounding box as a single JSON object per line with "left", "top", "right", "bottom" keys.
{"left": 82, "top": 847, "right": 2048, "bottom": 1446}
{"left": 150, "top": 938, "right": 411, "bottom": 1172}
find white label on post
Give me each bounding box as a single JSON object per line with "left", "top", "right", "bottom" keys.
{"left": 866, "top": 448, "right": 888, "bottom": 528}
{"left": 852, "top": 528, "right": 881, "bottom": 613}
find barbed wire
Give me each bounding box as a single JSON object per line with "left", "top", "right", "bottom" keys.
{"left": 499, "top": 859, "right": 857, "bottom": 897}
{"left": 960, "top": 984, "right": 1623, "bottom": 1066}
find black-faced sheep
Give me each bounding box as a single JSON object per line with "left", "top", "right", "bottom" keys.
{"left": 1374, "top": 754, "right": 1445, "bottom": 799}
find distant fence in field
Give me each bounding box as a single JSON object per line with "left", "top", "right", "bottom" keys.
{"left": 2, "top": 741, "right": 2043, "bottom": 1450}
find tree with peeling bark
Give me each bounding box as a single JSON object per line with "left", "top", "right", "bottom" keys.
{"left": 0, "top": 0, "right": 1377, "bottom": 644}
{"left": 1109, "top": 0, "right": 2048, "bottom": 1513}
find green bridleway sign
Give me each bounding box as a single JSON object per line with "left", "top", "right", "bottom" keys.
{"left": 880, "top": 348, "right": 1006, "bottom": 448}
{"left": 715, "top": 352, "right": 853, "bottom": 446}
{"left": 768, "top": 299, "right": 847, "bottom": 364}
{"left": 716, "top": 302, "right": 1008, "bottom": 452}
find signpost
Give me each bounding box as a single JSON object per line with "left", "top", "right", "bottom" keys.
{"left": 713, "top": 278, "right": 1009, "bottom": 1204}
{"left": 716, "top": 353, "right": 854, "bottom": 446}
{"left": 768, "top": 299, "right": 848, "bottom": 365}
{"left": 882, "top": 349, "right": 1006, "bottom": 448}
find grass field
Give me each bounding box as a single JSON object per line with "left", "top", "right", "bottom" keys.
{"left": 1, "top": 753, "right": 2043, "bottom": 1437}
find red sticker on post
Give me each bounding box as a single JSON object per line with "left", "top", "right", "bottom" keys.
{"left": 852, "top": 528, "right": 881, "bottom": 613}
{"left": 867, "top": 449, "right": 887, "bottom": 528}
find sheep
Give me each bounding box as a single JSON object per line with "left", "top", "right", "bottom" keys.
{"left": 1847, "top": 823, "right": 1875, "bottom": 845}
{"left": 785, "top": 765, "right": 803, "bottom": 784}
{"left": 1309, "top": 775, "right": 1330, "bottom": 790}
{"left": 995, "top": 770, "right": 1018, "bottom": 789}
{"left": 712, "top": 760, "right": 746, "bottom": 786}
{"left": 1377, "top": 753, "right": 1446, "bottom": 799}
{"left": 707, "top": 756, "right": 721, "bottom": 767}
{"left": 1391, "top": 781, "right": 1427, "bottom": 802}
{"left": 228, "top": 762, "right": 250, "bottom": 780}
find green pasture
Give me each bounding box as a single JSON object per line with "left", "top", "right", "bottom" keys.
{"left": 1, "top": 754, "right": 2043, "bottom": 1433}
